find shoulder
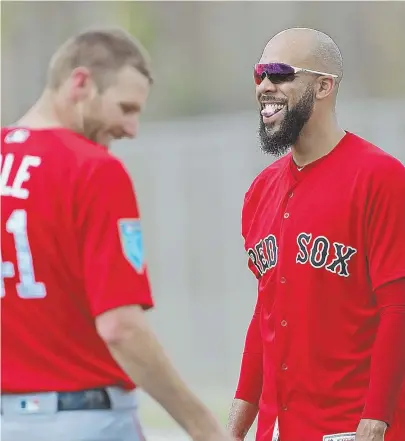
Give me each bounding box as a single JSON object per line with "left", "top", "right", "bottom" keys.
{"left": 241, "top": 154, "right": 290, "bottom": 238}
{"left": 50, "top": 129, "right": 114, "bottom": 164}
{"left": 42, "top": 129, "right": 131, "bottom": 182}
{"left": 2, "top": 126, "right": 112, "bottom": 165}
{"left": 346, "top": 132, "right": 404, "bottom": 171}
{"left": 347, "top": 132, "right": 405, "bottom": 185}
{"left": 244, "top": 153, "right": 291, "bottom": 207}
{"left": 343, "top": 133, "right": 405, "bottom": 217}
{"left": 16, "top": 128, "right": 133, "bottom": 192}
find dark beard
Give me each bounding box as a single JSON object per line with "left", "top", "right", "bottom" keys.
{"left": 258, "top": 85, "right": 315, "bottom": 157}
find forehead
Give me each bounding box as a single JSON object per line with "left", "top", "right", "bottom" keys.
{"left": 259, "top": 37, "right": 310, "bottom": 67}
{"left": 106, "top": 66, "right": 150, "bottom": 101}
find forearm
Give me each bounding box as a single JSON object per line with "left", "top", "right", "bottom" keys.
{"left": 227, "top": 398, "right": 258, "bottom": 440}
{"left": 362, "top": 279, "right": 405, "bottom": 424}
{"left": 104, "top": 313, "right": 224, "bottom": 440}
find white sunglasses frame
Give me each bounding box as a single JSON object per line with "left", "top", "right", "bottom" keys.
{"left": 290, "top": 65, "right": 338, "bottom": 78}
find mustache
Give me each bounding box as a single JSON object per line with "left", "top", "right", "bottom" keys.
{"left": 259, "top": 94, "right": 287, "bottom": 104}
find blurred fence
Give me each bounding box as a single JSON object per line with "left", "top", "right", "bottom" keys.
{"left": 111, "top": 100, "right": 404, "bottom": 433}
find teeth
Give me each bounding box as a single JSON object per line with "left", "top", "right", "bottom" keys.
{"left": 261, "top": 103, "right": 285, "bottom": 117}
{"left": 264, "top": 104, "right": 284, "bottom": 110}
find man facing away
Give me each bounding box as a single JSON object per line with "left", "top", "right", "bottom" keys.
{"left": 1, "top": 27, "right": 234, "bottom": 441}
{"left": 227, "top": 28, "right": 405, "bottom": 441}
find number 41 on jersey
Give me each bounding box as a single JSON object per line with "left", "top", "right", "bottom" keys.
{"left": 1, "top": 209, "right": 46, "bottom": 298}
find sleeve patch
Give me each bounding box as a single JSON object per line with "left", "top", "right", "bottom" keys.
{"left": 118, "top": 218, "right": 145, "bottom": 274}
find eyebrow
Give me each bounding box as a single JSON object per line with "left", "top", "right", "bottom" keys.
{"left": 120, "top": 102, "right": 141, "bottom": 112}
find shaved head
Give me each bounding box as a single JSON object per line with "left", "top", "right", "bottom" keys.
{"left": 261, "top": 28, "right": 343, "bottom": 84}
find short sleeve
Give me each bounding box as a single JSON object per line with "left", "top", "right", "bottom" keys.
{"left": 242, "top": 186, "right": 262, "bottom": 280}
{"left": 77, "top": 157, "right": 154, "bottom": 316}
{"left": 366, "top": 158, "right": 405, "bottom": 290}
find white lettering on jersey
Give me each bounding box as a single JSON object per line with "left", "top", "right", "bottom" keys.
{"left": 248, "top": 232, "right": 357, "bottom": 278}
{"left": 0, "top": 154, "right": 41, "bottom": 199}
{"left": 1, "top": 209, "right": 46, "bottom": 298}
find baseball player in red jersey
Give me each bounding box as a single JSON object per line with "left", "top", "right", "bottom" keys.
{"left": 1, "top": 28, "right": 233, "bottom": 441}
{"left": 227, "top": 28, "right": 405, "bottom": 441}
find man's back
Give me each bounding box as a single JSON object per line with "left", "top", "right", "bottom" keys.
{"left": 1, "top": 127, "right": 152, "bottom": 393}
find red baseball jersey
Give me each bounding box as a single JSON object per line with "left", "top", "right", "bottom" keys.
{"left": 1, "top": 127, "right": 153, "bottom": 393}
{"left": 242, "top": 132, "right": 405, "bottom": 441}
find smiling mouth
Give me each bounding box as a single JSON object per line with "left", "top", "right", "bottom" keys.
{"left": 261, "top": 103, "right": 286, "bottom": 118}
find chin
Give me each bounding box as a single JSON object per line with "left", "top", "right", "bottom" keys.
{"left": 264, "top": 124, "right": 280, "bottom": 137}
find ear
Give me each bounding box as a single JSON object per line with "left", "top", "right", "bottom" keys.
{"left": 69, "top": 67, "right": 95, "bottom": 101}
{"left": 314, "top": 76, "right": 335, "bottom": 100}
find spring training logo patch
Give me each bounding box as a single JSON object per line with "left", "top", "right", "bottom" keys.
{"left": 118, "top": 218, "right": 145, "bottom": 273}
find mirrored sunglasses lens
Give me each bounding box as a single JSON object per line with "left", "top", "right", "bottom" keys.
{"left": 254, "top": 63, "right": 295, "bottom": 84}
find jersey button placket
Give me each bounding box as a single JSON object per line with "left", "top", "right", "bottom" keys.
{"left": 277, "top": 188, "right": 293, "bottom": 415}
{"left": 283, "top": 186, "right": 294, "bottom": 219}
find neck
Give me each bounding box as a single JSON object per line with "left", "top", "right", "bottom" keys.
{"left": 292, "top": 112, "right": 346, "bottom": 167}
{"left": 17, "top": 89, "right": 75, "bottom": 130}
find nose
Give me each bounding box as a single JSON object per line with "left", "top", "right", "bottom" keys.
{"left": 123, "top": 116, "right": 139, "bottom": 139}
{"left": 257, "top": 76, "right": 278, "bottom": 96}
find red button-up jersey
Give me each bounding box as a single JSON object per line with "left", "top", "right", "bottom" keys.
{"left": 1, "top": 127, "right": 153, "bottom": 393}
{"left": 242, "top": 133, "right": 405, "bottom": 441}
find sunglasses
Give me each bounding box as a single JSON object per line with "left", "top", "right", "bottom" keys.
{"left": 254, "top": 63, "right": 338, "bottom": 85}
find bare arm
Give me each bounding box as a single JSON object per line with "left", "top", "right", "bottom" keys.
{"left": 227, "top": 399, "right": 258, "bottom": 441}
{"left": 97, "top": 305, "right": 230, "bottom": 441}
{"left": 81, "top": 161, "right": 231, "bottom": 441}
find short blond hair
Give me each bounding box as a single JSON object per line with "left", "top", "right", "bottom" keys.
{"left": 47, "top": 28, "right": 153, "bottom": 90}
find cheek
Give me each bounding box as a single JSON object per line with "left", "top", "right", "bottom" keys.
{"left": 280, "top": 83, "right": 303, "bottom": 106}
{"left": 85, "top": 99, "right": 103, "bottom": 121}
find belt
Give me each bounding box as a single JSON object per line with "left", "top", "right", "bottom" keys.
{"left": 1, "top": 387, "right": 137, "bottom": 415}
{"left": 57, "top": 388, "right": 111, "bottom": 411}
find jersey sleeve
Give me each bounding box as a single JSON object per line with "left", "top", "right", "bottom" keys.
{"left": 77, "top": 157, "right": 154, "bottom": 317}
{"left": 365, "top": 157, "right": 405, "bottom": 290}
{"left": 242, "top": 184, "right": 262, "bottom": 279}
{"left": 234, "top": 296, "right": 263, "bottom": 404}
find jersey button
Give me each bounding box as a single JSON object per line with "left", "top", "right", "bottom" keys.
{"left": 280, "top": 277, "right": 286, "bottom": 284}
{"left": 289, "top": 192, "right": 294, "bottom": 198}
{"left": 284, "top": 212, "right": 290, "bottom": 219}
{"left": 281, "top": 320, "right": 288, "bottom": 327}
{"left": 281, "top": 363, "right": 288, "bottom": 371}
{"left": 282, "top": 405, "right": 288, "bottom": 411}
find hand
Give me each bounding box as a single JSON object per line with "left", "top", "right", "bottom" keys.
{"left": 355, "top": 419, "right": 387, "bottom": 441}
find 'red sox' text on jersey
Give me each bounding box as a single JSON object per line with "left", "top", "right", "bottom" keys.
{"left": 1, "top": 127, "right": 154, "bottom": 393}
{"left": 241, "top": 132, "right": 405, "bottom": 441}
